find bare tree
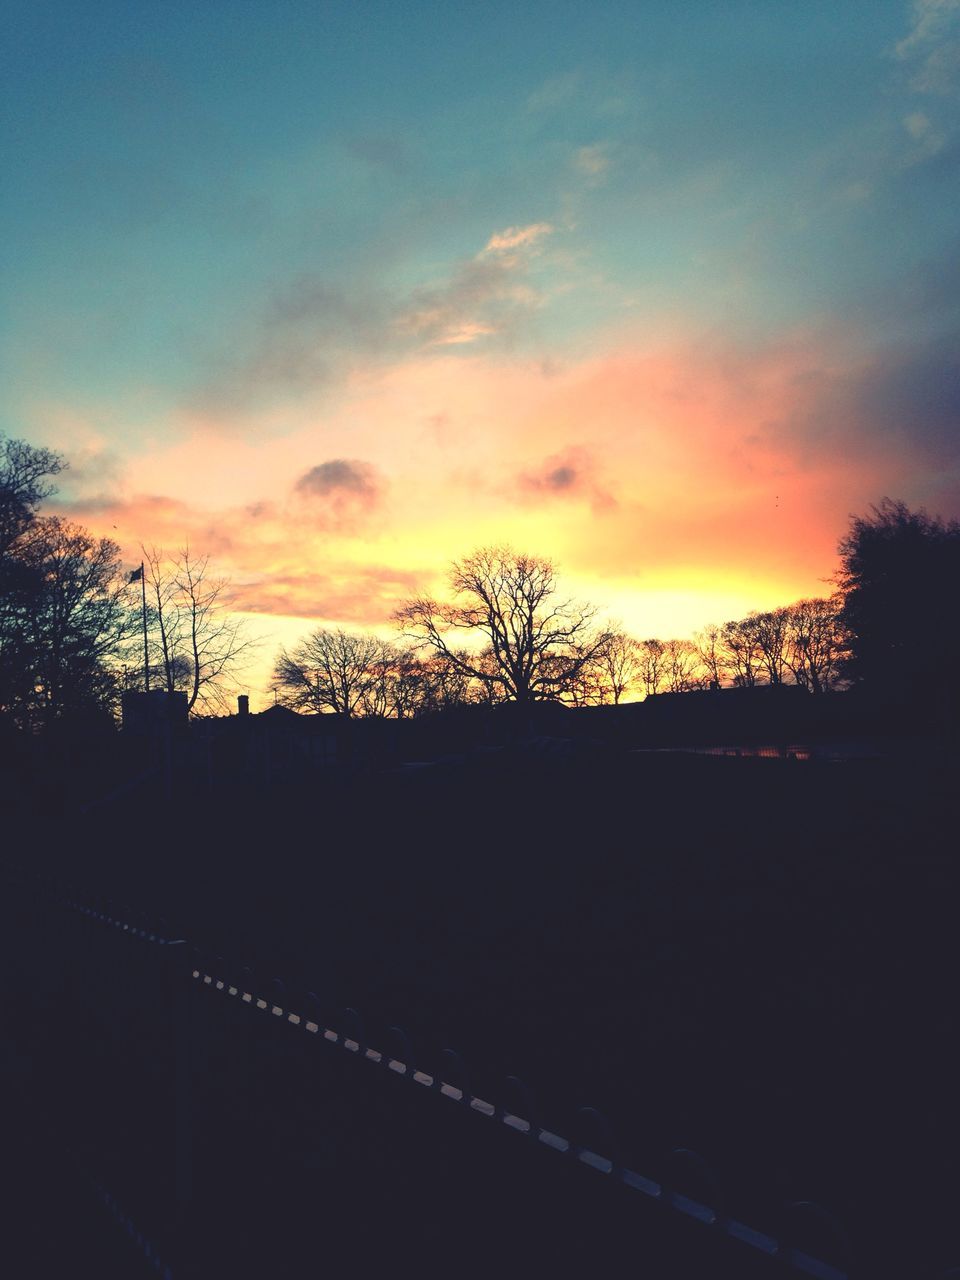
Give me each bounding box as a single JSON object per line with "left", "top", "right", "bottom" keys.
{"left": 556, "top": 641, "right": 607, "bottom": 706}
{"left": 396, "top": 546, "right": 609, "bottom": 705}
{"left": 785, "top": 596, "right": 846, "bottom": 694}
{"left": 358, "top": 643, "right": 460, "bottom": 719}
{"left": 721, "top": 616, "right": 762, "bottom": 688}
{"left": 141, "top": 546, "right": 254, "bottom": 714}
{"left": 471, "top": 646, "right": 508, "bottom": 706}
{"left": 663, "top": 637, "right": 699, "bottom": 692}
{"left": 694, "top": 623, "right": 727, "bottom": 688}
{"left": 597, "top": 627, "right": 640, "bottom": 704}
{"left": 274, "top": 628, "right": 386, "bottom": 716}
{"left": 359, "top": 641, "right": 400, "bottom": 718}
{"left": 375, "top": 649, "right": 475, "bottom": 717}
{"left": 638, "top": 638, "right": 667, "bottom": 697}
{"left": 753, "top": 608, "right": 790, "bottom": 686}
{"left": 419, "top": 652, "right": 474, "bottom": 712}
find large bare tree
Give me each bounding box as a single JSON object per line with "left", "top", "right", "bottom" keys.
{"left": 396, "top": 546, "right": 609, "bottom": 706}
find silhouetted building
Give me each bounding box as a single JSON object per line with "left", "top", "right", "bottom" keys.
{"left": 121, "top": 689, "right": 189, "bottom": 735}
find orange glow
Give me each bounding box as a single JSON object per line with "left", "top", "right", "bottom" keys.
{"left": 54, "top": 327, "right": 901, "bottom": 704}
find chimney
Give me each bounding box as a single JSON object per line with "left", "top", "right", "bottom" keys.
{"left": 237, "top": 694, "right": 249, "bottom": 717}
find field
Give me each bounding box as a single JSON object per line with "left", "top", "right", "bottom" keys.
{"left": 16, "top": 745, "right": 960, "bottom": 1275}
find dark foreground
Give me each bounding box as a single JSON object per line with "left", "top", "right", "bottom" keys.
{"left": 3, "top": 747, "right": 958, "bottom": 1277}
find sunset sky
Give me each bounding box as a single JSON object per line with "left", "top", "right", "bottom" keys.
{"left": 3, "top": 1, "right": 959, "bottom": 704}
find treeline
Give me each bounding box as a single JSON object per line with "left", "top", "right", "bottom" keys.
{"left": 272, "top": 592, "right": 846, "bottom": 717}
{"left": 643, "top": 597, "right": 846, "bottom": 699}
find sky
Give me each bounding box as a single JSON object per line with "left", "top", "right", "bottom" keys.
{"left": 2, "top": 1, "right": 959, "bottom": 705}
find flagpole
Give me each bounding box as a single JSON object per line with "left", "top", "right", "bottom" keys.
{"left": 140, "top": 561, "right": 150, "bottom": 693}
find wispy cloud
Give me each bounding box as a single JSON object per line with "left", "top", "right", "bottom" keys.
{"left": 572, "top": 143, "right": 614, "bottom": 181}
{"left": 432, "top": 322, "right": 497, "bottom": 346}
{"left": 895, "top": 0, "right": 960, "bottom": 94}
{"left": 187, "top": 220, "right": 562, "bottom": 413}
{"left": 395, "top": 222, "right": 556, "bottom": 347}
{"left": 902, "top": 109, "right": 948, "bottom": 158}
{"left": 483, "top": 222, "right": 554, "bottom": 253}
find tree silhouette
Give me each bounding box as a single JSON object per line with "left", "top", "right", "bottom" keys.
{"left": 396, "top": 546, "right": 609, "bottom": 706}
{"left": 694, "top": 623, "right": 727, "bottom": 689}
{"left": 2, "top": 440, "right": 138, "bottom": 728}
{"left": 837, "top": 498, "right": 960, "bottom": 703}
{"left": 0, "top": 435, "right": 63, "bottom": 557}
{"left": 784, "top": 596, "right": 846, "bottom": 694}
{"left": 720, "top": 616, "right": 762, "bottom": 688}
{"left": 141, "top": 546, "right": 254, "bottom": 714}
{"left": 638, "top": 638, "right": 667, "bottom": 696}
{"left": 274, "top": 628, "right": 388, "bottom": 716}
{"left": 1, "top": 517, "right": 135, "bottom": 729}
{"left": 597, "top": 627, "right": 640, "bottom": 704}
{"left": 663, "top": 637, "right": 699, "bottom": 692}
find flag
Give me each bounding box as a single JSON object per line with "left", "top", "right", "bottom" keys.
{"left": 128, "top": 566, "right": 143, "bottom": 584}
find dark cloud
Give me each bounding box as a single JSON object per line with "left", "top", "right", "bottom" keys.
{"left": 765, "top": 236, "right": 960, "bottom": 483}
{"left": 777, "top": 332, "right": 960, "bottom": 473}
{"left": 293, "top": 459, "right": 384, "bottom": 530}
{"left": 517, "top": 449, "right": 616, "bottom": 511}
{"left": 856, "top": 337, "right": 960, "bottom": 463}
{"left": 542, "top": 464, "right": 577, "bottom": 490}
{"left": 295, "top": 458, "right": 380, "bottom": 501}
